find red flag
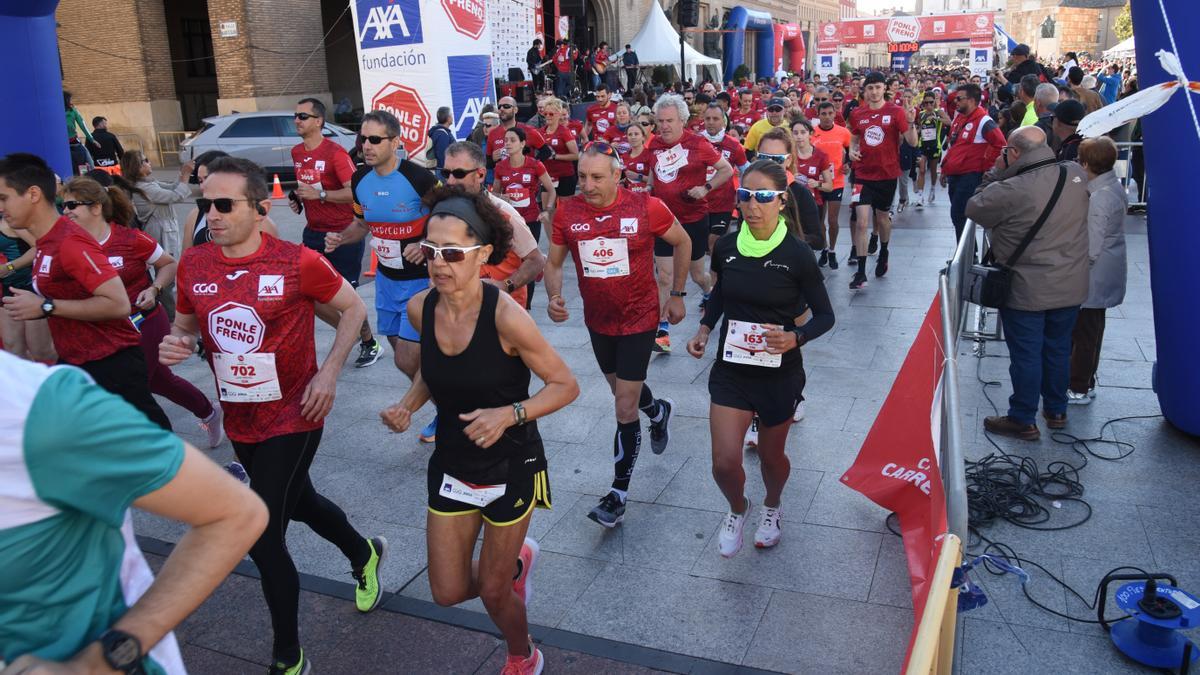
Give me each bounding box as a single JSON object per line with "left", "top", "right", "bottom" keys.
{"left": 840, "top": 293, "right": 948, "bottom": 662}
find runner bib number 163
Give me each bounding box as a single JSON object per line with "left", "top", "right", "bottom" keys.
{"left": 722, "top": 319, "right": 782, "bottom": 368}
{"left": 212, "top": 352, "right": 283, "bottom": 402}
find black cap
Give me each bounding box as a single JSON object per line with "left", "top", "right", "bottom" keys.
{"left": 1054, "top": 99, "right": 1085, "bottom": 125}
{"left": 864, "top": 71, "right": 887, "bottom": 86}
{"left": 1011, "top": 44, "right": 1031, "bottom": 57}
{"left": 767, "top": 97, "right": 787, "bottom": 108}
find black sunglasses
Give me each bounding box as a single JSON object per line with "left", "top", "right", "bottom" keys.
{"left": 498, "top": 103, "right": 515, "bottom": 109}
{"left": 196, "top": 197, "right": 256, "bottom": 214}
{"left": 757, "top": 152, "right": 788, "bottom": 165}
{"left": 62, "top": 200, "right": 95, "bottom": 210}
{"left": 358, "top": 134, "right": 396, "bottom": 145}
{"left": 815, "top": 97, "right": 829, "bottom": 102}
{"left": 294, "top": 112, "right": 320, "bottom": 121}
{"left": 767, "top": 105, "right": 784, "bottom": 112}
{"left": 440, "top": 167, "right": 481, "bottom": 179}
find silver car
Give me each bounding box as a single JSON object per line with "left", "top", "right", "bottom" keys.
{"left": 178, "top": 111, "right": 360, "bottom": 180}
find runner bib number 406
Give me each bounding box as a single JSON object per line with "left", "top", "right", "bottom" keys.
{"left": 723, "top": 319, "right": 782, "bottom": 368}
{"left": 440, "top": 474, "right": 506, "bottom": 508}
{"left": 578, "top": 237, "right": 630, "bottom": 278}
{"left": 212, "top": 352, "right": 283, "bottom": 402}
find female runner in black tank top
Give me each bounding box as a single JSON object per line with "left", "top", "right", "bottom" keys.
{"left": 381, "top": 187, "right": 577, "bottom": 675}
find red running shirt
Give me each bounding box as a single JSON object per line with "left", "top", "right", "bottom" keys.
{"left": 486, "top": 123, "right": 546, "bottom": 163}
{"left": 730, "top": 110, "right": 759, "bottom": 130}
{"left": 494, "top": 157, "right": 548, "bottom": 222}
{"left": 848, "top": 102, "right": 909, "bottom": 181}
{"left": 541, "top": 124, "right": 578, "bottom": 180}
{"left": 705, "top": 134, "right": 748, "bottom": 214}
{"left": 290, "top": 139, "right": 357, "bottom": 232}
{"left": 32, "top": 217, "right": 139, "bottom": 364}
{"left": 586, "top": 102, "right": 618, "bottom": 139}
{"left": 99, "top": 225, "right": 163, "bottom": 305}
{"left": 647, "top": 130, "right": 721, "bottom": 224}
{"left": 552, "top": 189, "right": 674, "bottom": 335}
{"left": 620, "top": 149, "right": 653, "bottom": 193}
{"left": 176, "top": 233, "right": 343, "bottom": 443}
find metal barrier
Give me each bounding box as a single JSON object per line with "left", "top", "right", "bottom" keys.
{"left": 1114, "top": 140, "right": 1147, "bottom": 209}
{"left": 155, "top": 131, "right": 191, "bottom": 167}
{"left": 115, "top": 133, "right": 147, "bottom": 160}
{"left": 904, "top": 534, "right": 963, "bottom": 675}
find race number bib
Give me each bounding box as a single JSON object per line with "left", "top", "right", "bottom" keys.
{"left": 439, "top": 474, "right": 506, "bottom": 508}
{"left": 371, "top": 237, "right": 405, "bottom": 269}
{"left": 505, "top": 185, "right": 532, "bottom": 208}
{"left": 920, "top": 128, "right": 937, "bottom": 142}
{"left": 578, "top": 237, "right": 630, "bottom": 278}
{"left": 212, "top": 352, "right": 282, "bottom": 402}
{"left": 722, "top": 319, "right": 782, "bottom": 368}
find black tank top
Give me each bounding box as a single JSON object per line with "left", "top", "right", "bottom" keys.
{"left": 421, "top": 282, "right": 544, "bottom": 484}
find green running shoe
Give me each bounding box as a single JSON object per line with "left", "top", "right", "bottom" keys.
{"left": 267, "top": 650, "right": 311, "bottom": 675}
{"left": 352, "top": 536, "right": 387, "bottom": 613}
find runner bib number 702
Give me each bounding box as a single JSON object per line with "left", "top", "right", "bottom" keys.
{"left": 212, "top": 352, "right": 283, "bottom": 402}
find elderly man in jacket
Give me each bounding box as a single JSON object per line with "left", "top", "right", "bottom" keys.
{"left": 966, "top": 126, "right": 1090, "bottom": 440}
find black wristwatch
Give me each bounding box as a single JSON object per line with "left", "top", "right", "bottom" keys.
{"left": 40, "top": 296, "right": 55, "bottom": 318}
{"left": 791, "top": 327, "right": 807, "bottom": 348}
{"left": 669, "top": 290, "right": 687, "bottom": 297}
{"left": 504, "top": 278, "right": 516, "bottom": 293}
{"left": 98, "top": 629, "right": 143, "bottom": 674}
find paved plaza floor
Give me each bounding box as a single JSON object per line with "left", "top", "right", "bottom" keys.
{"left": 135, "top": 183, "right": 1198, "bottom": 673}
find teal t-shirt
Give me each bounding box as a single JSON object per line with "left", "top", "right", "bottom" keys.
{"left": 0, "top": 354, "right": 184, "bottom": 671}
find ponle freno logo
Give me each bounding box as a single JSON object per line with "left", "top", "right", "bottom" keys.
{"left": 442, "top": 0, "right": 486, "bottom": 40}
{"left": 208, "top": 301, "right": 265, "bottom": 355}
{"left": 371, "top": 82, "right": 430, "bottom": 158}
{"left": 356, "top": 0, "right": 423, "bottom": 49}
{"left": 887, "top": 17, "right": 920, "bottom": 42}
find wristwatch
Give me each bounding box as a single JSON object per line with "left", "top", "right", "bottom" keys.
{"left": 318, "top": 189, "right": 327, "bottom": 202}
{"left": 791, "top": 326, "right": 807, "bottom": 348}
{"left": 669, "top": 290, "right": 687, "bottom": 297}
{"left": 98, "top": 629, "right": 143, "bottom": 674}
{"left": 704, "top": 182, "right": 714, "bottom": 192}
{"left": 4, "top": 262, "right": 13, "bottom": 273}
{"left": 504, "top": 278, "right": 516, "bottom": 293}
{"left": 40, "top": 296, "right": 55, "bottom": 318}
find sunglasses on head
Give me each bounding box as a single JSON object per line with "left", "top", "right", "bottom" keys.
{"left": 583, "top": 141, "right": 622, "bottom": 161}
{"left": 359, "top": 134, "right": 395, "bottom": 145}
{"left": 420, "top": 241, "right": 482, "bottom": 262}
{"left": 440, "top": 167, "right": 481, "bottom": 180}
{"left": 294, "top": 112, "right": 319, "bottom": 121}
{"left": 62, "top": 200, "right": 95, "bottom": 210}
{"left": 196, "top": 197, "right": 256, "bottom": 214}
{"left": 736, "top": 188, "right": 785, "bottom": 203}
{"left": 757, "top": 152, "right": 788, "bottom": 165}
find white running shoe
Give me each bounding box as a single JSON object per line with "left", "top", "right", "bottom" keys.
{"left": 744, "top": 417, "right": 759, "bottom": 449}
{"left": 200, "top": 405, "right": 224, "bottom": 448}
{"left": 913, "top": 195, "right": 924, "bottom": 209}
{"left": 793, "top": 401, "right": 806, "bottom": 422}
{"left": 1067, "top": 390, "right": 1092, "bottom": 405}
{"left": 754, "top": 506, "right": 782, "bottom": 548}
{"left": 718, "top": 498, "right": 752, "bottom": 558}
{"left": 928, "top": 190, "right": 936, "bottom": 204}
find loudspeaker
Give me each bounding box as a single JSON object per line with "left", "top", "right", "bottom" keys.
{"left": 677, "top": 0, "right": 699, "bottom": 28}
{"left": 559, "top": 0, "right": 585, "bottom": 18}
{"left": 508, "top": 67, "right": 525, "bottom": 82}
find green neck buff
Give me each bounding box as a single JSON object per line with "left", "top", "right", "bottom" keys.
{"left": 736, "top": 216, "right": 787, "bottom": 258}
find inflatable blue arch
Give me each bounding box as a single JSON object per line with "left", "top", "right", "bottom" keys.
{"left": 1130, "top": 0, "right": 1200, "bottom": 435}
{"left": 0, "top": 1, "right": 71, "bottom": 178}
{"left": 723, "top": 7, "right": 776, "bottom": 82}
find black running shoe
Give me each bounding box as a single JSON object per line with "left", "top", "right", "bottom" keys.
{"left": 587, "top": 491, "right": 626, "bottom": 528}
{"left": 848, "top": 246, "right": 858, "bottom": 265}
{"left": 868, "top": 233, "right": 879, "bottom": 255}
{"left": 648, "top": 398, "right": 673, "bottom": 454}
{"left": 874, "top": 249, "right": 889, "bottom": 278}
{"left": 354, "top": 338, "right": 383, "bottom": 368}
{"left": 817, "top": 249, "right": 829, "bottom": 267}
{"left": 828, "top": 252, "right": 839, "bottom": 270}
{"left": 849, "top": 272, "right": 868, "bottom": 291}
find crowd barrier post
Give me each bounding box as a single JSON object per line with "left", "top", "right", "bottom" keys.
{"left": 904, "top": 533, "right": 963, "bottom": 675}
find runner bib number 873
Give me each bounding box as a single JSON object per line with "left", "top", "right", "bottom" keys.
{"left": 722, "top": 319, "right": 782, "bottom": 368}
{"left": 371, "top": 237, "right": 405, "bottom": 269}
{"left": 578, "top": 237, "right": 630, "bottom": 278}
{"left": 212, "top": 352, "right": 283, "bottom": 402}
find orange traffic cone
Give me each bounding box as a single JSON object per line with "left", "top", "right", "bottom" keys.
{"left": 363, "top": 250, "right": 378, "bottom": 277}
{"left": 271, "top": 174, "right": 285, "bottom": 199}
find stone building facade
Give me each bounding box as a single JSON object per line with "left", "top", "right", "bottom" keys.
{"left": 1006, "top": 0, "right": 1125, "bottom": 60}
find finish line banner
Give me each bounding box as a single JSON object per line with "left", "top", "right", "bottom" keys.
{"left": 840, "top": 293, "right": 948, "bottom": 659}
{"left": 818, "top": 12, "right": 994, "bottom": 48}
{"left": 352, "top": 0, "right": 496, "bottom": 160}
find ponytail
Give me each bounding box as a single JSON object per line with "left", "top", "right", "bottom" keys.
{"left": 106, "top": 185, "right": 135, "bottom": 227}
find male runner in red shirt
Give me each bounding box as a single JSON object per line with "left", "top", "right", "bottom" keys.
{"left": 161, "top": 156, "right": 384, "bottom": 675}
{"left": 0, "top": 152, "right": 170, "bottom": 429}
{"left": 582, "top": 84, "right": 617, "bottom": 143}
{"left": 487, "top": 96, "right": 547, "bottom": 167}
{"left": 847, "top": 72, "right": 917, "bottom": 290}
{"left": 544, "top": 144, "right": 691, "bottom": 527}
{"left": 699, "top": 104, "right": 748, "bottom": 257}
{"left": 289, "top": 97, "right": 383, "bottom": 367}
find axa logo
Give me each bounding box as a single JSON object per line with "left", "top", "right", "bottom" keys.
{"left": 449, "top": 55, "right": 496, "bottom": 140}
{"left": 356, "top": 0, "right": 423, "bottom": 49}
{"left": 258, "top": 275, "right": 284, "bottom": 298}
{"left": 192, "top": 282, "right": 218, "bottom": 295}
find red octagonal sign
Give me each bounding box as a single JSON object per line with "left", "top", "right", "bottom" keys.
{"left": 441, "top": 0, "right": 487, "bottom": 40}
{"left": 370, "top": 82, "right": 430, "bottom": 158}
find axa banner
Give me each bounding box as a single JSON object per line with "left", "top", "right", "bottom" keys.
{"left": 840, "top": 293, "right": 948, "bottom": 661}
{"left": 352, "top": 0, "right": 495, "bottom": 159}
{"left": 820, "top": 12, "right": 994, "bottom": 47}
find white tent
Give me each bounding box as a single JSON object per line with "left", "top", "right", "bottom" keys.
{"left": 627, "top": 1, "right": 721, "bottom": 84}
{"left": 1105, "top": 36, "right": 1136, "bottom": 59}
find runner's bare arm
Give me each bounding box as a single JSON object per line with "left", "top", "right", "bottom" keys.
{"left": 160, "top": 312, "right": 200, "bottom": 365}
{"left": 3, "top": 276, "right": 130, "bottom": 322}
{"left": 136, "top": 253, "right": 177, "bottom": 311}
{"left": 326, "top": 217, "right": 370, "bottom": 251}
{"left": 301, "top": 279, "right": 366, "bottom": 422}
{"left": 539, "top": 172, "right": 557, "bottom": 213}
{"left": 659, "top": 220, "right": 689, "bottom": 324}
{"left": 707, "top": 156, "right": 734, "bottom": 189}
{"left": 544, "top": 242, "right": 569, "bottom": 322}
{"left": 381, "top": 292, "right": 432, "bottom": 432}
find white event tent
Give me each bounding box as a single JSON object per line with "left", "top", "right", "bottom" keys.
{"left": 1104, "top": 36, "right": 1136, "bottom": 59}
{"left": 626, "top": 1, "right": 721, "bottom": 84}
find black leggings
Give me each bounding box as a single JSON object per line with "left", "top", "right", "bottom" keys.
{"left": 233, "top": 428, "right": 370, "bottom": 660}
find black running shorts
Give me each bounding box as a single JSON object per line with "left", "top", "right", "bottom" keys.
{"left": 654, "top": 215, "right": 708, "bottom": 261}
{"left": 427, "top": 456, "right": 552, "bottom": 526}
{"left": 589, "top": 328, "right": 655, "bottom": 381}
{"left": 708, "top": 212, "right": 732, "bottom": 237}
{"left": 852, "top": 178, "right": 898, "bottom": 213}
{"left": 819, "top": 187, "right": 844, "bottom": 203}
{"left": 709, "top": 361, "right": 806, "bottom": 428}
